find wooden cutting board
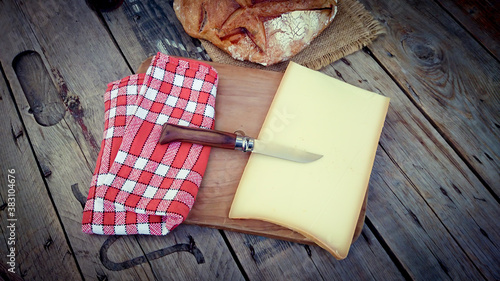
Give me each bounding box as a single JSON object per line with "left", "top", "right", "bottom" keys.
{"left": 138, "top": 57, "right": 366, "bottom": 245}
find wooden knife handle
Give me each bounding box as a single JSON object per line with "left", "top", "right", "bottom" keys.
{"left": 159, "top": 123, "right": 237, "bottom": 149}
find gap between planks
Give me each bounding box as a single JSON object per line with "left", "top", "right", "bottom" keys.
{"left": 0, "top": 59, "right": 86, "bottom": 280}
{"left": 362, "top": 46, "right": 499, "bottom": 204}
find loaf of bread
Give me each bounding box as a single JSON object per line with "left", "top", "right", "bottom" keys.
{"left": 173, "top": 0, "right": 338, "bottom": 66}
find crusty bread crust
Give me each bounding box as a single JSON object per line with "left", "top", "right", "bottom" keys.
{"left": 174, "top": 0, "right": 338, "bottom": 66}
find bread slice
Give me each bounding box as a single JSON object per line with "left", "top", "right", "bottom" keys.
{"left": 174, "top": 0, "right": 338, "bottom": 66}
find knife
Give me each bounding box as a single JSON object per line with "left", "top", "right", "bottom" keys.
{"left": 159, "top": 124, "right": 322, "bottom": 163}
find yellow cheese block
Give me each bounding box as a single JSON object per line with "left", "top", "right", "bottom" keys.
{"left": 228, "top": 62, "right": 390, "bottom": 259}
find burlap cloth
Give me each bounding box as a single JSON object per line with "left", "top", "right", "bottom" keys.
{"left": 200, "top": 0, "right": 384, "bottom": 72}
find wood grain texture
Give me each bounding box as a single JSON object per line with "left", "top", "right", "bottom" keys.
{"left": 0, "top": 262, "right": 24, "bottom": 281}
{"left": 324, "top": 49, "right": 499, "bottom": 279}
{"left": 225, "top": 233, "right": 326, "bottom": 280}
{"left": 1, "top": 0, "right": 242, "bottom": 280}
{"left": 226, "top": 227, "right": 404, "bottom": 280}
{"left": 1, "top": 0, "right": 499, "bottom": 279}
{"left": 0, "top": 1, "right": 158, "bottom": 279}
{"left": 359, "top": 0, "right": 500, "bottom": 196}
{"left": 135, "top": 225, "right": 245, "bottom": 280}
{"left": 436, "top": 0, "right": 500, "bottom": 59}
{"left": 0, "top": 62, "right": 81, "bottom": 280}
{"left": 369, "top": 152, "right": 482, "bottom": 280}
{"left": 102, "top": 0, "right": 209, "bottom": 62}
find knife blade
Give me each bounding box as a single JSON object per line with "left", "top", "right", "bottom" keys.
{"left": 159, "top": 124, "right": 322, "bottom": 163}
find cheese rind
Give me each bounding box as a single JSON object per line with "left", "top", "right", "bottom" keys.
{"left": 229, "top": 62, "right": 389, "bottom": 259}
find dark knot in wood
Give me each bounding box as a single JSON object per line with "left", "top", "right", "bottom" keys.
{"left": 401, "top": 35, "right": 444, "bottom": 67}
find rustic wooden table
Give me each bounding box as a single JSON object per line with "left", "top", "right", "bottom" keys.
{"left": 0, "top": 0, "right": 498, "bottom": 280}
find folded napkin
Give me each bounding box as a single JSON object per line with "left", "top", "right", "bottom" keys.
{"left": 82, "top": 53, "right": 218, "bottom": 235}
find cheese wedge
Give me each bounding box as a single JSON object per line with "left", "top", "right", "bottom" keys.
{"left": 229, "top": 62, "right": 390, "bottom": 259}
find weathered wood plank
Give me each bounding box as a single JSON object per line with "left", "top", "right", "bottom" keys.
{"left": 136, "top": 225, "right": 245, "bottom": 280}
{"left": 4, "top": 0, "right": 246, "bottom": 279}
{"left": 436, "top": 0, "right": 500, "bottom": 59}
{"left": 3, "top": 0, "right": 498, "bottom": 280}
{"left": 225, "top": 226, "right": 404, "bottom": 280}
{"left": 324, "top": 49, "right": 499, "bottom": 279}
{"left": 358, "top": 0, "right": 500, "bottom": 195}
{"left": 225, "top": 233, "right": 325, "bottom": 280}
{"left": 0, "top": 1, "right": 171, "bottom": 280}
{"left": 0, "top": 262, "right": 23, "bottom": 281}
{"left": 102, "top": 0, "right": 209, "bottom": 64}
{"left": 369, "top": 150, "right": 482, "bottom": 280}
{"left": 2, "top": 69, "right": 155, "bottom": 280}
{"left": 0, "top": 64, "right": 81, "bottom": 280}
{"left": 307, "top": 227, "right": 404, "bottom": 280}
{"left": 95, "top": 225, "right": 244, "bottom": 280}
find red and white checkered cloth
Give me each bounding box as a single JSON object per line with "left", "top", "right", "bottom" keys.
{"left": 82, "top": 53, "right": 218, "bottom": 235}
